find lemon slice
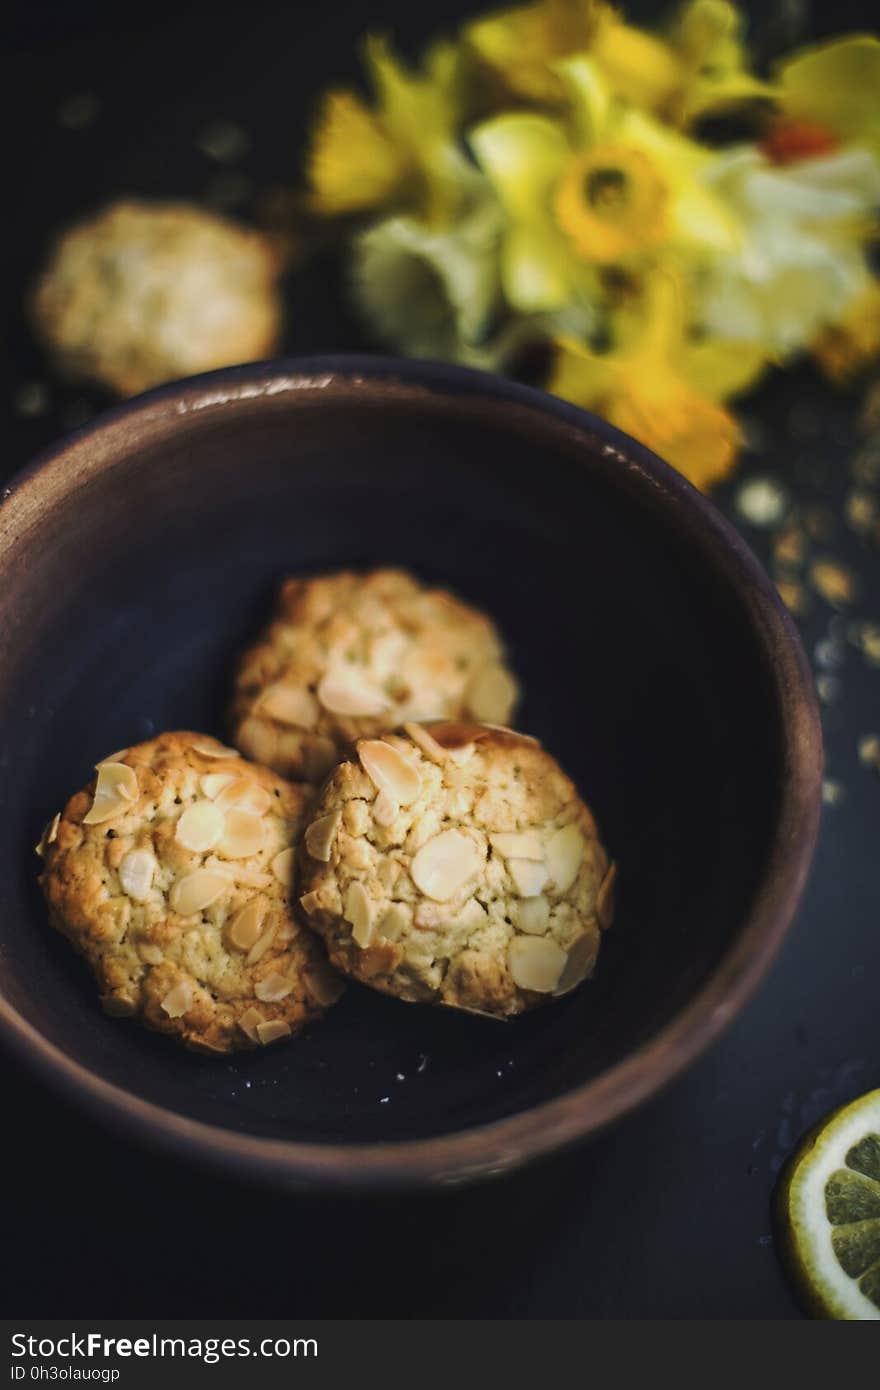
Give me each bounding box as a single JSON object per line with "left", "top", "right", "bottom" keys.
{"left": 777, "top": 1088, "right": 880, "bottom": 1319}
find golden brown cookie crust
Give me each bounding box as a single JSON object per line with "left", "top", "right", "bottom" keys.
{"left": 230, "top": 569, "right": 520, "bottom": 782}
{"left": 37, "top": 731, "right": 342, "bottom": 1053}
{"left": 30, "top": 200, "right": 284, "bottom": 397}
{"left": 299, "top": 721, "right": 614, "bottom": 1018}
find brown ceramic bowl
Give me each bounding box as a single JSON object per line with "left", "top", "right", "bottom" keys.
{"left": 0, "top": 357, "right": 822, "bottom": 1190}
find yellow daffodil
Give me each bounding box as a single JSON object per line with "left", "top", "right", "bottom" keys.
{"left": 352, "top": 195, "right": 538, "bottom": 367}
{"left": 696, "top": 145, "right": 880, "bottom": 355}
{"left": 773, "top": 35, "right": 880, "bottom": 157}
{"left": 308, "top": 36, "right": 468, "bottom": 222}
{"left": 465, "top": 0, "right": 681, "bottom": 111}
{"left": 812, "top": 284, "right": 880, "bottom": 383}
{"left": 667, "top": 0, "right": 772, "bottom": 124}
{"left": 464, "top": 0, "right": 768, "bottom": 126}
{"left": 548, "top": 273, "right": 767, "bottom": 490}
{"left": 469, "top": 56, "right": 737, "bottom": 314}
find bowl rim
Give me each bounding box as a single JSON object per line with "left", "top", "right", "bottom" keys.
{"left": 0, "top": 354, "right": 823, "bottom": 1190}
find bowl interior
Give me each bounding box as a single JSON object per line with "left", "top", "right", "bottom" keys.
{"left": 0, "top": 366, "right": 786, "bottom": 1148}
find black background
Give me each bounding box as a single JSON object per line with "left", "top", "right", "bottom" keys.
{"left": 2, "top": 0, "right": 878, "bottom": 1317}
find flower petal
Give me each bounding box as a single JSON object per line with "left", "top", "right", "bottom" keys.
{"left": 777, "top": 35, "right": 880, "bottom": 151}
{"left": 308, "top": 89, "right": 405, "bottom": 214}
{"left": 353, "top": 201, "right": 504, "bottom": 357}
{"left": 680, "top": 338, "right": 770, "bottom": 399}
{"left": 591, "top": 13, "right": 683, "bottom": 112}
{"left": 548, "top": 336, "right": 618, "bottom": 406}
{"left": 465, "top": 0, "right": 600, "bottom": 105}
{"left": 501, "top": 222, "right": 575, "bottom": 312}
{"left": 469, "top": 113, "right": 569, "bottom": 220}
{"left": 557, "top": 56, "right": 612, "bottom": 145}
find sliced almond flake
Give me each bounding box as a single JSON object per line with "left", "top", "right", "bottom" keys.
{"left": 270, "top": 847, "right": 295, "bottom": 887}
{"left": 35, "top": 812, "right": 61, "bottom": 857}
{"left": 118, "top": 849, "right": 157, "bottom": 902}
{"left": 201, "top": 772, "right": 236, "bottom": 800}
{"left": 508, "top": 935, "right": 566, "bottom": 993}
{"left": 403, "top": 721, "right": 447, "bottom": 764}
{"left": 304, "top": 810, "right": 341, "bottom": 862}
{"left": 82, "top": 793, "right": 129, "bottom": 826}
{"left": 175, "top": 801, "right": 225, "bottom": 852}
{"left": 490, "top": 831, "right": 544, "bottom": 862}
{"left": 597, "top": 862, "right": 617, "bottom": 930}
{"left": 553, "top": 930, "right": 598, "bottom": 996}
{"left": 455, "top": 896, "right": 488, "bottom": 930}
{"left": 100, "top": 995, "right": 136, "bottom": 1017}
{"left": 466, "top": 663, "right": 518, "bottom": 724}
{"left": 344, "top": 881, "right": 374, "bottom": 947}
{"left": 411, "top": 829, "right": 484, "bottom": 902}
{"left": 508, "top": 858, "right": 549, "bottom": 898}
{"left": 239, "top": 1006, "right": 266, "bottom": 1042}
{"left": 381, "top": 733, "right": 421, "bottom": 762}
{"left": 258, "top": 682, "right": 319, "bottom": 730}
{"left": 246, "top": 922, "right": 277, "bottom": 966}
{"left": 317, "top": 671, "right": 391, "bottom": 717}
{"left": 83, "top": 762, "right": 139, "bottom": 824}
{"left": 190, "top": 739, "right": 239, "bottom": 759}
{"left": 216, "top": 808, "right": 266, "bottom": 859}
{"left": 169, "top": 868, "right": 230, "bottom": 915}
{"left": 299, "top": 890, "right": 322, "bottom": 916}
{"left": 511, "top": 896, "right": 550, "bottom": 935}
{"left": 160, "top": 981, "right": 193, "bottom": 1018}
{"left": 235, "top": 717, "right": 279, "bottom": 766}
{"left": 227, "top": 898, "right": 266, "bottom": 950}
{"left": 358, "top": 739, "right": 422, "bottom": 805}
{"left": 255, "top": 971, "right": 295, "bottom": 1002}
{"left": 139, "top": 943, "right": 165, "bottom": 966}
{"left": 546, "top": 824, "right": 585, "bottom": 895}
{"left": 372, "top": 790, "right": 399, "bottom": 827}
{"left": 426, "top": 721, "right": 481, "bottom": 750}
{"left": 224, "top": 863, "right": 273, "bottom": 889}
{"left": 96, "top": 748, "right": 129, "bottom": 766}
{"left": 377, "top": 903, "right": 409, "bottom": 942}
{"left": 256, "top": 1019, "right": 292, "bottom": 1045}
{"left": 305, "top": 962, "right": 345, "bottom": 1006}
{"left": 213, "top": 777, "right": 272, "bottom": 816}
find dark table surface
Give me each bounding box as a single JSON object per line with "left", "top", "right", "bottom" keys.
{"left": 2, "top": 0, "right": 878, "bottom": 1318}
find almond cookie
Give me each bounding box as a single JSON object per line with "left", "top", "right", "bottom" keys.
{"left": 230, "top": 569, "right": 520, "bottom": 782}
{"left": 299, "top": 721, "right": 614, "bottom": 1018}
{"left": 37, "top": 732, "right": 342, "bottom": 1052}
{"left": 30, "top": 200, "right": 285, "bottom": 397}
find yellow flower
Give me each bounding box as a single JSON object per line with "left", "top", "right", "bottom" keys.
{"left": 469, "top": 57, "right": 737, "bottom": 313}
{"left": 466, "top": 0, "right": 681, "bottom": 110}
{"left": 812, "top": 284, "right": 880, "bottom": 383}
{"left": 696, "top": 145, "right": 880, "bottom": 356}
{"left": 351, "top": 196, "right": 538, "bottom": 369}
{"left": 464, "top": 0, "right": 768, "bottom": 125}
{"left": 667, "top": 0, "right": 772, "bottom": 124}
{"left": 554, "top": 146, "right": 668, "bottom": 260}
{"left": 308, "top": 36, "right": 467, "bottom": 221}
{"left": 548, "top": 274, "right": 767, "bottom": 489}
{"left": 774, "top": 35, "right": 880, "bottom": 156}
